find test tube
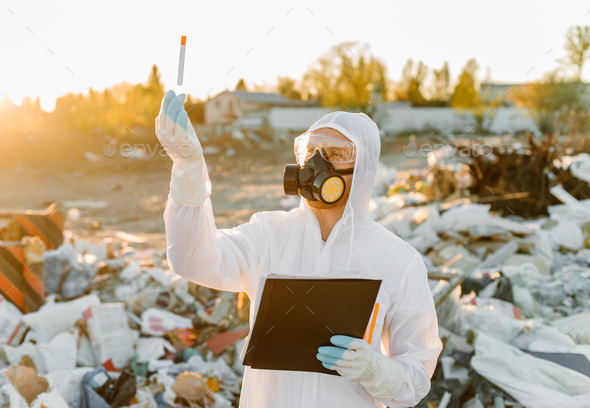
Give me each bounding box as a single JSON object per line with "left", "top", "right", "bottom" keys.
{"left": 177, "top": 35, "right": 186, "bottom": 86}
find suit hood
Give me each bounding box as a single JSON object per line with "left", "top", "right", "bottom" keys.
{"left": 300, "top": 111, "right": 381, "bottom": 224}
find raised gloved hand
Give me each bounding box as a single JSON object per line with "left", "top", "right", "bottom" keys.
{"left": 155, "top": 90, "right": 211, "bottom": 207}
{"left": 317, "top": 335, "right": 405, "bottom": 401}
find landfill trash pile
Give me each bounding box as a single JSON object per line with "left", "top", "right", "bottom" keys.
{"left": 1, "top": 143, "right": 589, "bottom": 408}
{"left": 194, "top": 125, "right": 296, "bottom": 157}
{"left": 370, "top": 147, "right": 590, "bottom": 408}
{"left": 0, "top": 233, "right": 249, "bottom": 408}
{"left": 459, "top": 137, "right": 590, "bottom": 218}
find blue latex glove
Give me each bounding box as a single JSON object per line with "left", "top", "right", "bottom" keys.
{"left": 317, "top": 335, "right": 405, "bottom": 401}
{"left": 155, "top": 90, "right": 211, "bottom": 207}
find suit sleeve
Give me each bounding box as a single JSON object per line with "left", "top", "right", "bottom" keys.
{"left": 379, "top": 252, "right": 443, "bottom": 407}
{"left": 163, "top": 195, "right": 265, "bottom": 294}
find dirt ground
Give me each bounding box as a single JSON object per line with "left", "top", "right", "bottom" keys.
{"left": 0, "top": 133, "right": 427, "bottom": 248}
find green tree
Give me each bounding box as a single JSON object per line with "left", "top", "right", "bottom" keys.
{"left": 115, "top": 65, "right": 166, "bottom": 130}
{"left": 513, "top": 70, "right": 590, "bottom": 137}
{"left": 432, "top": 61, "right": 451, "bottom": 103}
{"left": 277, "top": 76, "right": 302, "bottom": 100}
{"left": 141, "top": 65, "right": 165, "bottom": 127}
{"left": 513, "top": 27, "right": 590, "bottom": 139}
{"left": 146, "top": 65, "right": 164, "bottom": 95}
{"left": 184, "top": 94, "right": 205, "bottom": 124}
{"left": 301, "top": 41, "right": 388, "bottom": 116}
{"left": 450, "top": 59, "right": 499, "bottom": 133}
{"left": 235, "top": 79, "right": 248, "bottom": 91}
{"left": 561, "top": 26, "right": 590, "bottom": 80}
{"left": 396, "top": 59, "right": 428, "bottom": 105}
{"left": 450, "top": 59, "right": 481, "bottom": 108}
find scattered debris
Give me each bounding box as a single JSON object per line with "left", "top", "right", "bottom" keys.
{"left": 391, "top": 144, "right": 590, "bottom": 407}
{"left": 5, "top": 365, "right": 49, "bottom": 405}
{"left": 1, "top": 141, "right": 589, "bottom": 407}
{"left": 0, "top": 220, "right": 249, "bottom": 408}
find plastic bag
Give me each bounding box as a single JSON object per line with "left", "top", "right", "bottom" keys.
{"left": 72, "top": 367, "right": 111, "bottom": 408}
{"left": 140, "top": 308, "right": 192, "bottom": 336}
{"left": 97, "top": 371, "right": 136, "bottom": 408}
{"left": 471, "top": 331, "right": 590, "bottom": 408}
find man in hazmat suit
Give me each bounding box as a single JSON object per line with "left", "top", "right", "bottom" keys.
{"left": 156, "top": 90, "right": 442, "bottom": 408}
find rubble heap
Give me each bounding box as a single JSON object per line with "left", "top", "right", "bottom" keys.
{"left": 0, "top": 146, "right": 589, "bottom": 408}
{"left": 370, "top": 147, "right": 590, "bottom": 408}
{"left": 0, "top": 235, "right": 249, "bottom": 408}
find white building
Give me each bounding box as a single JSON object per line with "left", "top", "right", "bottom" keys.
{"left": 374, "top": 103, "right": 538, "bottom": 136}
{"left": 204, "top": 91, "right": 296, "bottom": 125}
{"left": 480, "top": 82, "right": 521, "bottom": 106}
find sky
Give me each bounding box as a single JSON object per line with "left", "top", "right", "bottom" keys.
{"left": 1, "top": 0, "right": 590, "bottom": 111}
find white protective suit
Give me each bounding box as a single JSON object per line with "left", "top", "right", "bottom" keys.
{"left": 163, "top": 111, "right": 442, "bottom": 407}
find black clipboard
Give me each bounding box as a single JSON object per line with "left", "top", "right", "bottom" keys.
{"left": 242, "top": 276, "right": 382, "bottom": 375}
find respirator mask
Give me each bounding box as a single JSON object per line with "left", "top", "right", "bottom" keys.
{"left": 283, "top": 133, "right": 356, "bottom": 204}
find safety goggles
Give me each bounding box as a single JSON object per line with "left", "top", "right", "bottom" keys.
{"left": 294, "top": 133, "right": 356, "bottom": 166}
